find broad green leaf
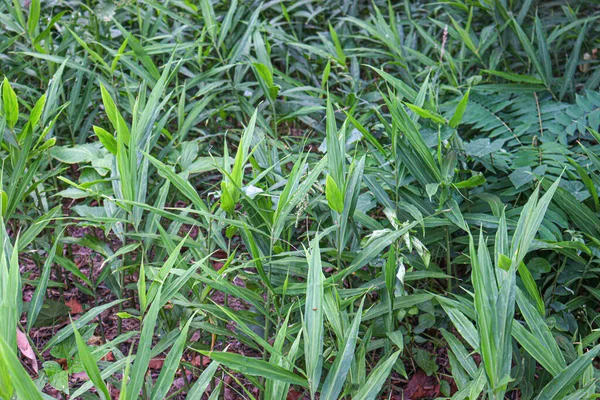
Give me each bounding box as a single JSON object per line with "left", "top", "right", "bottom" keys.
{"left": 325, "top": 174, "right": 344, "bottom": 213}
{"left": 94, "top": 126, "right": 117, "bottom": 155}
{"left": 100, "top": 84, "right": 130, "bottom": 145}
{"left": 2, "top": 78, "right": 18, "bottom": 129}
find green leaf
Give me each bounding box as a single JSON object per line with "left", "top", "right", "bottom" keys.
{"left": 73, "top": 323, "right": 110, "bottom": 400}
{"left": 353, "top": 351, "right": 400, "bottom": 400}
{"left": 93, "top": 126, "right": 117, "bottom": 155}
{"left": 253, "top": 62, "right": 279, "bottom": 101}
{"left": 200, "top": 351, "right": 308, "bottom": 387}
{"left": 0, "top": 335, "right": 44, "bottom": 400}
{"left": 0, "top": 192, "right": 7, "bottom": 218}
{"left": 481, "top": 70, "right": 544, "bottom": 84}
{"left": 200, "top": 0, "right": 218, "bottom": 41}
{"left": 515, "top": 288, "right": 565, "bottom": 373}
{"left": 368, "top": 66, "right": 417, "bottom": 102}
{"left": 415, "top": 348, "right": 438, "bottom": 376}
{"left": 1, "top": 236, "right": 20, "bottom": 352}
{"left": 27, "top": 230, "right": 62, "bottom": 331}
{"left": 2, "top": 78, "right": 18, "bottom": 129}
{"left": 325, "top": 174, "right": 344, "bottom": 213}
{"left": 217, "top": 0, "right": 236, "bottom": 48}
{"left": 44, "top": 299, "right": 124, "bottom": 350}
{"left": 498, "top": 254, "right": 511, "bottom": 271}
{"left": 28, "top": 93, "right": 46, "bottom": 130}
{"left": 510, "top": 18, "right": 549, "bottom": 87}
{"left": 449, "top": 88, "right": 470, "bottom": 128}
{"left": 517, "top": 261, "right": 545, "bottom": 315}
{"left": 27, "top": 0, "right": 40, "bottom": 38}
{"left": 144, "top": 151, "right": 209, "bottom": 213}
{"left": 220, "top": 109, "right": 257, "bottom": 212}
{"left": 304, "top": 238, "right": 324, "bottom": 396}
{"left": 328, "top": 23, "right": 346, "bottom": 64}
{"left": 321, "top": 299, "right": 364, "bottom": 400}
{"left": 325, "top": 95, "right": 343, "bottom": 188}
{"left": 187, "top": 361, "right": 220, "bottom": 398}
{"left": 321, "top": 59, "right": 331, "bottom": 92}
{"left": 535, "top": 345, "right": 600, "bottom": 400}
{"left": 560, "top": 23, "right": 588, "bottom": 100}
{"left": 534, "top": 15, "right": 552, "bottom": 85}
{"left": 150, "top": 317, "right": 193, "bottom": 400}
{"left": 44, "top": 360, "right": 68, "bottom": 393}
{"left": 253, "top": 62, "right": 274, "bottom": 88}
{"left": 449, "top": 15, "right": 478, "bottom": 55}
{"left": 454, "top": 173, "right": 486, "bottom": 189}
{"left": 126, "top": 287, "right": 162, "bottom": 400}
{"left": 404, "top": 102, "right": 446, "bottom": 125}
{"left": 99, "top": 84, "right": 130, "bottom": 145}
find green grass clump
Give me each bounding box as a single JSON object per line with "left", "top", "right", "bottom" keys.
{"left": 1, "top": 0, "right": 600, "bottom": 399}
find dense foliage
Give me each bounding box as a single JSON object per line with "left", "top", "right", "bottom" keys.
{"left": 1, "top": 0, "right": 600, "bottom": 399}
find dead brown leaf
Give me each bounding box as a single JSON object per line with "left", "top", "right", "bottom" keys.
{"left": 16, "top": 328, "right": 38, "bottom": 373}
{"left": 57, "top": 358, "right": 68, "bottom": 370}
{"left": 404, "top": 369, "right": 440, "bottom": 400}
{"left": 287, "top": 389, "right": 305, "bottom": 400}
{"left": 71, "top": 371, "right": 89, "bottom": 381}
{"left": 148, "top": 357, "right": 165, "bottom": 369}
{"left": 66, "top": 298, "right": 83, "bottom": 314}
{"left": 191, "top": 354, "right": 212, "bottom": 367}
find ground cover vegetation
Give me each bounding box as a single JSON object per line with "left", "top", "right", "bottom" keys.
{"left": 1, "top": 0, "right": 600, "bottom": 398}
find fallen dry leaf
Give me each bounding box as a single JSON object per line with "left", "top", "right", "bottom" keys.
{"left": 404, "top": 369, "right": 439, "bottom": 400}
{"left": 191, "top": 354, "right": 212, "bottom": 367}
{"left": 66, "top": 298, "right": 83, "bottom": 314}
{"left": 71, "top": 371, "right": 89, "bottom": 381}
{"left": 110, "top": 385, "right": 120, "bottom": 400}
{"left": 148, "top": 357, "right": 165, "bottom": 369}
{"left": 57, "top": 358, "right": 68, "bottom": 370}
{"left": 88, "top": 335, "right": 103, "bottom": 346}
{"left": 16, "top": 328, "right": 38, "bottom": 372}
{"left": 287, "top": 389, "right": 305, "bottom": 400}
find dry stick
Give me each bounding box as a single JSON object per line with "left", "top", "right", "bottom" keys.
{"left": 534, "top": 92, "right": 544, "bottom": 137}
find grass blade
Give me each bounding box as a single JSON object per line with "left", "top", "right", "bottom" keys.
{"left": 0, "top": 336, "right": 43, "bottom": 400}
{"left": 535, "top": 345, "right": 600, "bottom": 400}
{"left": 126, "top": 287, "right": 163, "bottom": 400}
{"left": 321, "top": 299, "right": 364, "bottom": 400}
{"left": 200, "top": 351, "right": 308, "bottom": 387}
{"left": 352, "top": 351, "right": 400, "bottom": 400}
{"left": 73, "top": 323, "right": 110, "bottom": 400}
{"left": 304, "top": 237, "right": 324, "bottom": 397}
